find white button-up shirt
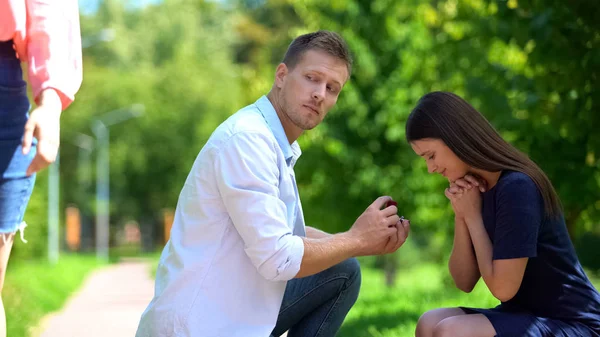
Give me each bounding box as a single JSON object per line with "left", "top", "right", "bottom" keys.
{"left": 136, "top": 96, "right": 306, "bottom": 337}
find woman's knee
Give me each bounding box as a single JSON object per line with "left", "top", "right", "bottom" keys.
{"left": 433, "top": 317, "right": 462, "bottom": 337}
{"left": 416, "top": 308, "right": 466, "bottom": 337}
{"left": 416, "top": 310, "right": 439, "bottom": 337}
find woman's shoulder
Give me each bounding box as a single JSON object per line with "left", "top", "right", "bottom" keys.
{"left": 495, "top": 170, "right": 539, "bottom": 195}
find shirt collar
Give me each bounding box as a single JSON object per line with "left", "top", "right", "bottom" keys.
{"left": 255, "top": 95, "right": 302, "bottom": 166}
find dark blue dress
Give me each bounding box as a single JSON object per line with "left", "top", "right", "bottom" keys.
{"left": 460, "top": 170, "right": 600, "bottom": 337}
{"left": 0, "top": 40, "right": 36, "bottom": 235}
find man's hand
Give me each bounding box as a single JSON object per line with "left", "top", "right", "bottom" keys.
{"left": 22, "top": 89, "right": 62, "bottom": 176}
{"left": 382, "top": 217, "right": 410, "bottom": 254}
{"left": 347, "top": 196, "right": 407, "bottom": 256}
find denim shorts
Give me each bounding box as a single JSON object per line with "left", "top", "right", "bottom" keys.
{"left": 0, "top": 40, "right": 36, "bottom": 238}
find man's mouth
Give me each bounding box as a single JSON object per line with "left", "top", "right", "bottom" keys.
{"left": 304, "top": 105, "right": 319, "bottom": 115}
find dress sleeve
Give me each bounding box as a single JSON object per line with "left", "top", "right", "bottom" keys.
{"left": 26, "top": 0, "right": 82, "bottom": 110}
{"left": 493, "top": 173, "right": 544, "bottom": 260}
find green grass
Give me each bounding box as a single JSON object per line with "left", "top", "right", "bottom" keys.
{"left": 338, "top": 263, "right": 600, "bottom": 337}
{"left": 4, "top": 254, "right": 103, "bottom": 337}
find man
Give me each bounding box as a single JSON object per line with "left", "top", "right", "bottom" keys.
{"left": 136, "top": 30, "right": 410, "bottom": 337}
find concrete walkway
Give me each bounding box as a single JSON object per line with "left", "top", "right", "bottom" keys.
{"left": 36, "top": 260, "right": 154, "bottom": 337}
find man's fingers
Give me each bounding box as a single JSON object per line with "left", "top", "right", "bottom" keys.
{"left": 381, "top": 204, "right": 398, "bottom": 217}
{"left": 384, "top": 229, "right": 399, "bottom": 253}
{"left": 385, "top": 214, "right": 400, "bottom": 227}
{"left": 401, "top": 219, "right": 410, "bottom": 239}
{"left": 371, "top": 196, "right": 392, "bottom": 210}
{"left": 390, "top": 220, "right": 410, "bottom": 252}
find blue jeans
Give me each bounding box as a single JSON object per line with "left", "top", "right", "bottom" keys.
{"left": 271, "top": 258, "right": 361, "bottom": 337}
{"left": 0, "top": 40, "right": 35, "bottom": 235}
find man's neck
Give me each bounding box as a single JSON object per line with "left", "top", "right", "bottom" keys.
{"left": 266, "top": 91, "right": 302, "bottom": 144}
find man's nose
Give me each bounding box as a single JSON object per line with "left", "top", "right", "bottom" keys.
{"left": 312, "top": 84, "right": 326, "bottom": 102}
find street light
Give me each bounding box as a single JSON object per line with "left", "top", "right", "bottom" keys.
{"left": 91, "top": 104, "right": 145, "bottom": 262}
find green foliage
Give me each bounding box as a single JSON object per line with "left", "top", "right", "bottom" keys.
{"left": 4, "top": 255, "right": 102, "bottom": 337}
{"left": 55, "top": 0, "right": 244, "bottom": 250}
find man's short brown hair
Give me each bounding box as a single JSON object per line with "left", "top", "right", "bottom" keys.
{"left": 282, "top": 30, "right": 353, "bottom": 77}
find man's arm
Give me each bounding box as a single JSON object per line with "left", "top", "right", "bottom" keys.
{"left": 295, "top": 197, "right": 410, "bottom": 278}
{"left": 305, "top": 226, "right": 332, "bottom": 239}
{"left": 215, "top": 131, "right": 307, "bottom": 282}
{"left": 215, "top": 131, "right": 408, "bottom": 282}
{"left": 294, "top": 232, "right": 358, "bottom": 278}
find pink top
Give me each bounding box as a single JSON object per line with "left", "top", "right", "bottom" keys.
{"left": 0, "top": 0, "right": 82, "bottom": 110}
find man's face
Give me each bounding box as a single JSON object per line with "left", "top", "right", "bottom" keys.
{"left": 275, "top": 49, "right": 349, "bottom": 131}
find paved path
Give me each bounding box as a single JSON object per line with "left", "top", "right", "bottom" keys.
{"left": 36, "top": 260, "right": 154, "bottom": 337}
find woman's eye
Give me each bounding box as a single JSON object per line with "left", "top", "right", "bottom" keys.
{"left": 428, "top": 154, "right": 435, "bottom": 160}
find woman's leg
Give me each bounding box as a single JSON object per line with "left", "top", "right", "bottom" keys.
{"left": 0, "top": 233, "right": 15, "bottom": 337}
{"left": 416, "top": 308, "right": 467, "bottom": 337}
{"left": 433, "top": 313, "right": 496, "bottom": 337}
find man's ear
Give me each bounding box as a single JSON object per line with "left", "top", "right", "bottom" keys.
{"left": 274, "top": 63, "right": 288, "bottom": 89}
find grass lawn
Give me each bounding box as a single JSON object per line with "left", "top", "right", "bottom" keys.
{"left": 338, "top": 262, "right": 600, "bottom": 337}
{"left": 4, "top": 254, "right": 103, "bottom": 337}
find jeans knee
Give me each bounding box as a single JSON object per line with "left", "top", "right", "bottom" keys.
{"left": 340, "top": 258, "right": 361, "bottom": 300}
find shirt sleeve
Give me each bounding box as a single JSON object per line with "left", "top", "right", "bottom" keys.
{"left": 26, "top": 0, "right": 82, "bottom": 110}
{"left": 214, "top": 131, "right": 304, "bottom": 282}
{"left": 493, "top": 174, "right": 543, "bottom": 260}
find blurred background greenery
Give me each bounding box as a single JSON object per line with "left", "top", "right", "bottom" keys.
{"left": 7, "top": 0, "right": 600, "bottom": 336}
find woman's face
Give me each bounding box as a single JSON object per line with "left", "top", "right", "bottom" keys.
{"left": 410, "top": 138, "right": 470, "bottom": 183}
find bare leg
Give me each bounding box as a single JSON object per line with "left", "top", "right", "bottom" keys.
{"left": 0, "top": 233, "right": 15, "bottom": 337}
{"left": 416, "top": 308, "right": 467, "bottom": 337}
{"left": 433, "top": 314, "right": 496, "bottom": 337}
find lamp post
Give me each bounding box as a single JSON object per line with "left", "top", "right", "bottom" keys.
{"left": 91, "top": 104, "right": 145, "bottom": 262}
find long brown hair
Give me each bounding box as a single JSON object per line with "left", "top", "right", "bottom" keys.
{"left": 406, "top": 91, "right": 562, "bottom": 219}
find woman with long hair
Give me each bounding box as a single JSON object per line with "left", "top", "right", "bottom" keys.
{"left": 406, "top": 91, "right": 600, "bottom": 337}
